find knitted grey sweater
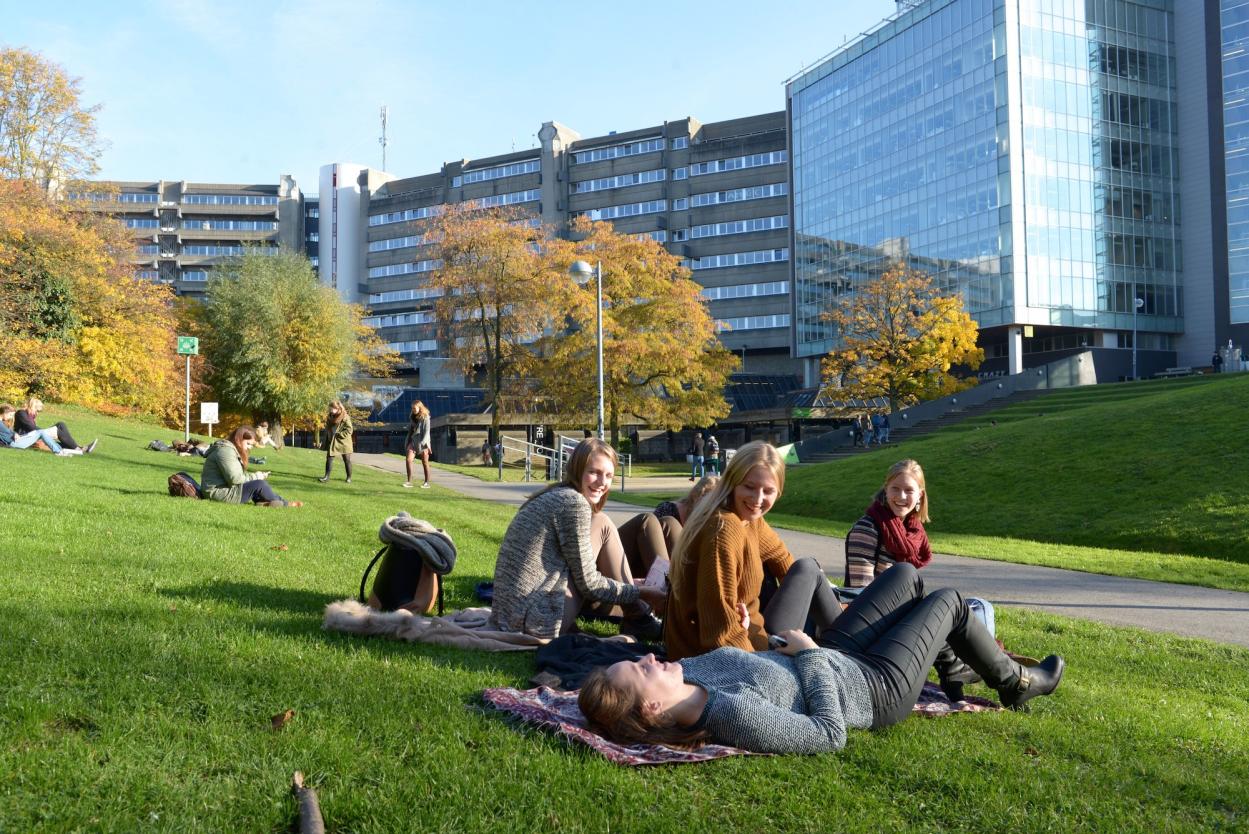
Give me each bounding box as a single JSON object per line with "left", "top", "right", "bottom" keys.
{"left": 682, "top": 646, "right": 874, "bottom": 754}
{"left": 488, "top": 487, "right": 639, "bottom": 639}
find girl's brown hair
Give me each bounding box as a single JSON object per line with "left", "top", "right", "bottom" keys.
{"left": 524, "top": 437, "right": 618, "bottom": 513}
{"left": 227, "top": 425, "right": 256, "bottom": 468}
{"left": 577, "top": 666, "right": 710, "bottom": 750}
{"left": 875, "top": 459, "right": 929, "bottom": 523}
{"left": 410, "top": 400, "right": 430, "bottom": 421}
{"left": 327, "top": 400, "right": 346, "bottom": 425}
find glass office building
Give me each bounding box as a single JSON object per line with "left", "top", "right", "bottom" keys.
{"left": 1224, "top": 0, "right": 1249, "bottom": 324}
{"left": 788, "top": 0, "right": 1181, "bottom": 380}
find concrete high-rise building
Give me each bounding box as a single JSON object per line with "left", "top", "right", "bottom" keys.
{"left": 67, "top": 178, "right": 302, "bottom": 298}
{"left": 787, "top": 0, "right": 1197, "bottom": 383}
{"left": 327, "top": 112, "right": 795, "bottom": 382}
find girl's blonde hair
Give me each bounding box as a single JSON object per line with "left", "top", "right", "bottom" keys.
{"left": 24, "top": 396, "right": 43, "bottom": 412}
{"left": 668, "top": 441, "right": 785, "bottom": 598}
{"left": 876, "top": 459, "right": 929, "bottom": 523}
{"left": 327, "top": 400, "right": 346, "bottom": 424}
{"left": 410, "top": 400, "right": 430, "bottom": 420}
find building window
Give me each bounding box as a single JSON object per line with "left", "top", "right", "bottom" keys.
{"left": 137, "top": 244, "right": 160, "bottom": 254}
{"left": 672, "top": 229, "right": 688, "bottom": 241}
{"left": 368, "top": 259, "right": 442, "bottom": 278}
{"left": 702, "top": 280, "right": 789, "bottom": 301}
{"left": 571, "top": 169, "right": 665, "bottom": 194}
{"left": 690, "top": 151, "right": 787, "bottom": 177}
{"left": 453, "top": 158, "right": 540, "bottom": 188}
{"left": 671, "top": 137, "right": 689, "bottom": 150}
{"left": 181, "top": 219, "right": 278, "bottom": 231}
{"left": 672, "top": 197, "right": 688, "bottom": 210}
{"left": 182, "top": 194, "right": 278, "bottom": 206}
{"left": 182, "top": 244, "right": 251, "bottom": 256}
{"left": 125, "top": 218, "right": 159, "bottom": 228}
{"left": 633, "top": 230, "right": 667, "bottom": 242}
{"left": 690, "top": 182, "right": 788, "bottom": 207}
{"left": 182, "top": 270, "right": 210, "bottom": 281}
{"left": 715, "top": 314, "right": 791, "bottom": 332}
{"left": 368, "top": 205, "right": 442, "bottom": 227}
{"left": 672, "top": 167, "right": 688, "bottom": 180}
{"left": 307, "top": 232, "right": 319, "bottom": 242}
{"left": 572, "top": 137, "right": 664, "bottom": 164}
{"left": 369, "top": 287, "right": 445, "bottom": 304}
{"left": 387, "top": 339, "right": 439, "bottom": 353}
{"left": 368, "top": 234, "right": 436, "bottom": 253}
{"left": 689, "top": 215, "right": 788, "bottom": 239}
{"left": 310, "top": 256, "right": 319, "bottom": 267}
{"left": 306, "top": 207, "right": 320, "bottom": 219}
{"left": 690, "top": 248, "right": 789, "bottom": 270}
{"left": 473, "top": 189, "right": 540, "bottom": 208}
{"left": 578, "top": 200, "right": 666, "bottom": 221}
{"left": 363, "top": 311, "right": 436, "bottom": 328}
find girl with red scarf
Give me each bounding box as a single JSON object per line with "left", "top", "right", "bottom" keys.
{"left": 844, "top": 459, "right": 989, "bottom": 700}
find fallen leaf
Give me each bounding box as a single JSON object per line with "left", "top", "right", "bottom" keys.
{"left": 1025, "top": 746, "right": 1040, "bottom": 757}
{"left": 271, "top": 544, "right": 288, "bottom": 551}
{"left": 271, "top": 709, "right": 295, "bottom": 731}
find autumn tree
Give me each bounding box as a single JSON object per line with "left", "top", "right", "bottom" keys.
{"left": 0, "top": 47, "right": 104, "bottom": 187}
{"left": 821, "top": 262, "right": 983, "bottom": 411}
{"left": 536, "top": 218, "right": 738, "bottom": 446}
{"left": 424, "top": 203, "right": 567, "bottom": 438}
{"left": 201, "top": 248, "right": 398, "bottom": 444}
{"left": 0, "top": 181, "right": 185, "bottom": 417}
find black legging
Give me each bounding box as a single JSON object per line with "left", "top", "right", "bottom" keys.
{"left": 818, "top": 562, "right": 1017, "bottom": 728}
{"left": 324, "top": 453, "right": 353, "bottom": 480}
{"left": 762, "top": 557, "right": 843, "bottom": 636}
{"left": 52, "top": 421, "right": 81, "bottom": 450}
{"left": 239, "top": 480, "right": 287, "bottom": 506}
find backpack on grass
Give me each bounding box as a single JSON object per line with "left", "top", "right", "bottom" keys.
{"left": 167, "top": 471, "right": 201, "bottom": 499}
{"left": 358, "top": 512, "right": 457, "bottom": 616}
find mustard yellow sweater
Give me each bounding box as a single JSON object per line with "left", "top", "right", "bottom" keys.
{"left": 666, "top": 510, "right": 794, "bottom": 661}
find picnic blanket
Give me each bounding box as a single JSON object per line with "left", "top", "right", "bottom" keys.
{"left": 480, "top": 682, "right": 1002, "bottom": 766}
{"left": 323, "top": 599, "right": 548, "bottom": 652}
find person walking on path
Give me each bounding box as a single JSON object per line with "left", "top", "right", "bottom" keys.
{"left": 879, "top": 412, "right": 891, "bottom": 444}
{"left": 318, "top": 400, "right": 353, "bottom": 483}
{"left": 1212, "top": 348, "right": 1225, "bottom": 373}
{"left": 403, "top": 400, "right": 432, "bottom": 489}
{"left": 689, "top": 432, "right": 705, "bottom": 481}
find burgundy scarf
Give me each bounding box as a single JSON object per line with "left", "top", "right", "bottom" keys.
{"left": 866, "top": 499, "right": 932, "bottom": 568}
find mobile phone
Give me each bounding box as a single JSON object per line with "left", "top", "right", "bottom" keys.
{"left": 767, "top": 634, "right": 788, "bottom": 650}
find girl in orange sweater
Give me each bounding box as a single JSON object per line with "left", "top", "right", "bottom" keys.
{"left": 664, "top": 441, "right": 843, "bottom": 661}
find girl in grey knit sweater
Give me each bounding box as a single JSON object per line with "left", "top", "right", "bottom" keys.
{"left": 488, "top": 438, "right": 666, "bottom": 639}
{"left": 579, "top": 563, "right": 1065, "bottom": 753}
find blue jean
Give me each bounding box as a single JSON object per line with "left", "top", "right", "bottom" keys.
{"left": 690, "top": 455, "right": 704, "bottom": 478}
{"left": 14, "top": 429, "right": 63, "bottom": 452}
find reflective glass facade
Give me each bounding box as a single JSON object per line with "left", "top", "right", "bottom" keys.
{"left": 789, "top": 0, "right": 1181, "bottom": 361}
{"left": 1224, "top": 0, "right": 1249, "bottom": 323}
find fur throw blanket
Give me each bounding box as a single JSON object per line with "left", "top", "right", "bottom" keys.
{"left": 323, "top": 600, "right": 547, "bottom": 652}
{"left": 380, "top": 511, "right": 456, "bottom": 575}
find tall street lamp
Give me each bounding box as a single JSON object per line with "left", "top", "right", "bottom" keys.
{"left": 569, "top": 259, "right": 605, "bottom": 440}
{"left": 1132, "top": 295, "right": 1144, "bottom": 380}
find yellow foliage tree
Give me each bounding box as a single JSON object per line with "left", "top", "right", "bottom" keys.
{"left": 821, "top": 262, "right": 983, "bottom": 411}
{"left": 424, "top": 203, "right": 567, "bottom": 438}
{"left": 0, "top": 47, "right": 103, "bottom": 186}
{"left": 0, "top": 181, "right": 185, "bottom": 418}
{"left": 536, "top": 218, "right": 738, "bottom": 446}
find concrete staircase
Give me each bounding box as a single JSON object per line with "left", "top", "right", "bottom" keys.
{"left": 797, "top": 388, "right": 1056, "bottom": 464}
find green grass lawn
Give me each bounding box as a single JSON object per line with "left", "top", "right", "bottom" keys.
{"left": 2, "top": 406, "right": 1247, "bottom": 832}
{"left": 618, "top": 375, "right": 1249, "bottom": 593}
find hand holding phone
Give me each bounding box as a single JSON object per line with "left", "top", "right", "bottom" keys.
{"left": 767, "top": 634, "right": 788, "bottom": 650}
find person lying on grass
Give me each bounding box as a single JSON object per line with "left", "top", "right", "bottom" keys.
{"left": 488, "top": 437, "right": 666, "bottom": 641}
{"left": 201, "top": 426, "right": 302, "bottom": 507}
{"left": 664, "top": 441, "right": 842, "bottom": 662}
{"left": 845, "top": 458, "right": 994, "bottom": 700}
{"left": 579, "top": 562, "right": 1065, "bottom": 754}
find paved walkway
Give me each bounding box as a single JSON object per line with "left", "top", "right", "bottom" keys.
{"left": 356, "top": 454, "right": 1249, "bottom": 648}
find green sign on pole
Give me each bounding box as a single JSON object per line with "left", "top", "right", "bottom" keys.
{"left": 177, "top": 336, "right": 199, "bottom": 356}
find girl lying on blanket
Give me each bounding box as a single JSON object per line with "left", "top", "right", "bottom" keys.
{"left": 578, "top": 562, "right": 1064, "bottom": 754}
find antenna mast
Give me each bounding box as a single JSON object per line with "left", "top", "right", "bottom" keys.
{"left": 379, "top": 105, "right": 389, "bottom": 170}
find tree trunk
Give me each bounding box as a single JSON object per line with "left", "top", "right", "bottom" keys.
{"left": 609, "top": 400, "right": 620, "bottom": 449}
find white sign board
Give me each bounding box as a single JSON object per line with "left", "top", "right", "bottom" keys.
{"left": 199, "top": 402, "right": 219, "bottom": 424}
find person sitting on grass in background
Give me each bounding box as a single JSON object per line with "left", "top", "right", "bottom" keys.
{"left": 201, "top": 426, "right": 301, "bottom": 507}
{"left": 619, "top": 476, "right": 721, "bottom": 587}
{"left": 0, "top": 404, "right": 83, "bottom": 455}
{"left": 844, "top": 459, "right": 993, "bottom": 700}
{"left": 488, "top": 437, "right": 666, "bottom": 641}
{"left": 664, "top": 442, "right": 843, "bottom": 662}
{"left": 318, "top": 400, "right": 353, "bottom": 484}
{"left": 403, "top": 399, "right": 432, "bottom": 489}
{"left": 578, "top": 561, "right": 1065, "bottom": 753}
{"left": 14, "top": 397, "right": 96, "bottom": 453}
{"left": 254, "top": 421, "right": 279, "bottom": 449}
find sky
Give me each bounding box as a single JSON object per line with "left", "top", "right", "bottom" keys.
{"left": 4, "top": 0, "right": 898, "bottom": 195}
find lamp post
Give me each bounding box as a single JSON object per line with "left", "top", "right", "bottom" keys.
{"left": 569, "top": 259, "right": 605, "bottom": 440}
{"left": 1132, "top": 295, "right": 1144, "bottom": 381}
